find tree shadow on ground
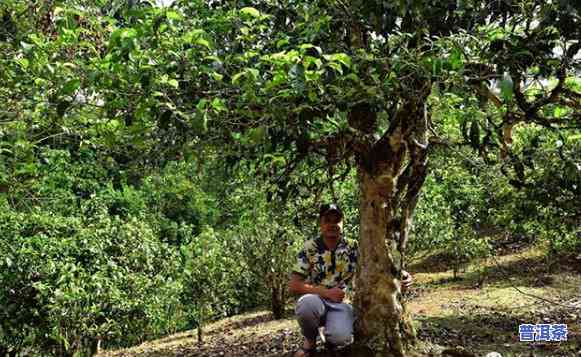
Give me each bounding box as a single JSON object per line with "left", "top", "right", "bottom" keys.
{"left": 111, "top": 300, "right": 579, "bottom": 357}
{"left": 415, "top": 307, "right": 580, "bottom": 357}
{"left": 147, "top": 311, "right": 276, "bottom": 347}
{"left": 408, "top": 234, "right": 543, "bottom": 275}
{"left": 213, "top": 311, "right": 277, "bottom": 333}
{"left": 110, "top": 251, "right": 580, "bottom": 357}
{"left": 417, "top": 251, "right": 580, "bottom": 292}
{"left": 408, "top": 250, "right": 458, "bottom": 274}
{"left": 467, "top": 254, "right": 579, "bottom": 292}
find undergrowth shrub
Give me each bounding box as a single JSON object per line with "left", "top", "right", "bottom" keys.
{"left": 0, "top": 203, "right": 185, "bottom": 355}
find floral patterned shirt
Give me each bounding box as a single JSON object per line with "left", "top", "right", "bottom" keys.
{"left": 292, "top": 236, "right": 358, "bottom": 291}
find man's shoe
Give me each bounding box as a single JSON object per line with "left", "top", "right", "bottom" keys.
{"left": 324, "top": 342, "right": 352, "bottom": 355}
{"left": 324, "top": 342, "right": 336, "bottom": 352}
{"left": 293, "top": 346, "right": 316, "bottom": 357}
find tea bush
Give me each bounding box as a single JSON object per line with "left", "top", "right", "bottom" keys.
{"left": 0, "top": 204, "right": 184, "bottom": 354}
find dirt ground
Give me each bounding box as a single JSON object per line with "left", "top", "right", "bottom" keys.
{"left": 101, "top": 245, "right": 581, "bottom": 357}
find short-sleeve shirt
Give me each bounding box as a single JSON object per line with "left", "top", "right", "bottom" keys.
{"left": 292, "top": 236, "right": 358, "bottom": 290}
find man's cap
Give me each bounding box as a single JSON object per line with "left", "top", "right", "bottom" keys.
{"left": 319, "top": 203, "right": 343, "bottom": 219}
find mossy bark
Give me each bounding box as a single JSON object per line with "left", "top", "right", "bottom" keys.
{"left": 353, "top": 170, "right": 416, "bottom": 356}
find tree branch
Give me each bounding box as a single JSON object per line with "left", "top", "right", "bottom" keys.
{"left": 528, "top": 67, "right": 567, "bottom": 115}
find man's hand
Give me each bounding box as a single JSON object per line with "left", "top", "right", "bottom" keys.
{"left": 323, "top": 287, "right": 345, "bottom": 303}
{"left": 401, "top": 270, "right": 413, "bottom": 291}
{"left": 288, "top": 274, "right": 346, "bottom": 302}
{"left": 288, "top": 276, "right": 304, "bottom": 293}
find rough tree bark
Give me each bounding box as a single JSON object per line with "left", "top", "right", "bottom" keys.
{"left": 353, "top": 170, "right": 415, "bottom": 356}
{"left": 351, "top": 96, "right": 430, "bottom": 356}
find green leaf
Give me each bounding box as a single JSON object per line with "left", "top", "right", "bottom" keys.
{"left": 204, "top": 55, "right": 221, "bottom": 62}
{"left": 326, "top": 53, "right": 351, "bottom": 68}
{"left": 488, "top": 28, "right": 506, "bottom": 41}
{"left": 276, "top": 38, "right": 289, "bottom": 48}
{"left": 185, "top": 29, "right": 210, "bottom": 48}
{"left": 232, "top": 71, "right": 245, "bottom": 85}
{"left": 247, "top": 68, "right": 259, "bottom": 80}
{"left": 264, "top": 153, "right": 286, "bottom": 166}
{"left": 500, "top": 74, "right": 514, "bottom": 101}
{"left": 194, "top": 38, "right": 211, "bottom": 48}
{"left": 165, "top": 10, "right": 183, "bottom": 21}
{"left": 240, "top": 7, "right": 260, "bottom": 18}
{"left": 554, "top": 106, "right": 568, "bottom": 118}
{"left": 299, "top": 44, "right": 322, "bottom": 55}
{"left": 168, "top": 79, "right": 179, "bottom": 89}
{"left": 211, "top": 98, "right": 226, "bottom": 112}
{"left": 111, "top": 28, "right": 137, "bottom": 44}
{"left": 196, "top": 99, "right": 208, "bottom": 110}
{"left": 16, "top": 163, "right": 38, "bottom": 176}
{"left": 211, "top": 72, "right": 223, "bottom": 81}
{"left": 249, "top": 126, "right": 266, "bottom": 143}
{"left": 345, "top": 73, "right": 359, "bottom": 82}
{"left": 449, "top": 49, "right": 463, "bottom": 71}
{"left": 305, "top": 70, "right": 321, "bottom": 81}
{"left": 17, "top": 58, "right": 29, "bottom": 69}
{"left": 327, "top": 62, "right": 343, "bottom": 75}
{"left": 62, "top": 79, "right": 80, "bottom": 96}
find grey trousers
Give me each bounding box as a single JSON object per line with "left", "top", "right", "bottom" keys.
{"left": 295, "top": 294, "right": 354, "bottom": 346}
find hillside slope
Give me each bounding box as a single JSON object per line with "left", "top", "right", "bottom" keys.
{"left": 101, "top": 247, "right": 580, "bottom": 357}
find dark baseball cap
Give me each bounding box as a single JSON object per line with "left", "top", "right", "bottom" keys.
{"left": 319, "top": 203, "right": 343, "bottom": 219}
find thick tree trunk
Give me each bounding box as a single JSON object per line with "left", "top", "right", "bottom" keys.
{"left": 353, "top": 169, "right": 416, "bottom": 356}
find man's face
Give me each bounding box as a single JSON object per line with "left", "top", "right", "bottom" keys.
{"left": 319, "top": 212, "right": 343, "bottom": 239}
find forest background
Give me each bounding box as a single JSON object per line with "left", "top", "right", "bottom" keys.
{"left": 0, "top": 0, "right": 579, "bottom": 355}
